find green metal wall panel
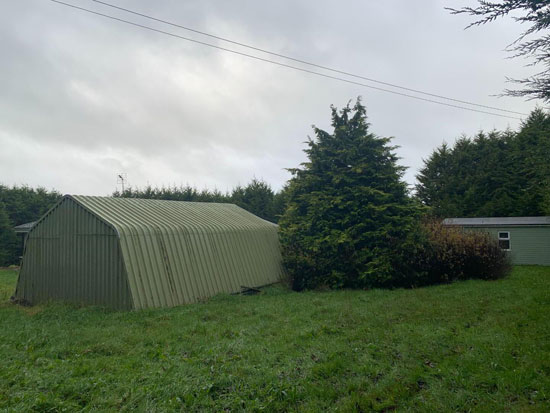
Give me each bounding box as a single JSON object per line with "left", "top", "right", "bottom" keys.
{"left": 70, "top": 196, "right": 284, "bottom": 309}
{"left": 463, "top": 226, "right": 550, "bottom": 266}
{"left": 14, "top": 198, "right": 132, "bottom": 309}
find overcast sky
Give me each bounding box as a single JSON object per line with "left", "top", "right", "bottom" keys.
{"left": 0, "top": 0, "right": 541, "bottom": 195}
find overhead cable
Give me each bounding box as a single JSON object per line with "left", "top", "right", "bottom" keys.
{"left": 90, "top": 0, "right": 527, "bottom": 117}
{"left": 48, "top": 0, "right": 523, "bottom": 120}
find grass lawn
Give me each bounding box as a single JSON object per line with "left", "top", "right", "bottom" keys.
{"left": 0, "top": 267, "right": 549, "bottom": 412}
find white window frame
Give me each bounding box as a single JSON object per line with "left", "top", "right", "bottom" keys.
{"left": 498, "top": 231, "right": 511, "bottom": 251}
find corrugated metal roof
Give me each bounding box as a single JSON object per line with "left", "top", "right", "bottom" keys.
{"left": 442, "top": 216, "right": 550, "bottom": 227}
{"left": 68, "top": 195, "right": 284, "bottom": 309}
{"left": 70, "top": 195, "right": 277, "bottom": 232}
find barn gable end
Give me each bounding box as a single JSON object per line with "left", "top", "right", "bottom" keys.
{"left": 15, "top": 197, "right": 132, "bottom": 309}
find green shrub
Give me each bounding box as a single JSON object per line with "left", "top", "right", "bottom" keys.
{"left": 398, "top": 220, "right": 512, "bottom": 286}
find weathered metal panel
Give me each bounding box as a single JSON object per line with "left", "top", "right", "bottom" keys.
{"left": 70, "top": 196, "right": 284, "bottom": 309}
{"left": 14, "top": 198, "right": 132, "bottom": 309}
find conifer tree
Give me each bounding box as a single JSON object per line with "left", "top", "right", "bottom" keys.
{"left": 0, "top": 203, "right": 18, "bottom": 267}
{"left": 278, "top": 99, "right": 418, "bottom": 290}
{"left": 449, "top": 1, "right": 550, "bottom": 101}
{"left": 231, "top": 178, "right": 277, "bottom": 222}
{"left": 416, "top": 108, "right": 550, "bottom": 217}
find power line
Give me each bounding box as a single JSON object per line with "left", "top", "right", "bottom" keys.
{"left": 49, "top": 0, "right": 522, "bottom": 120}
{"left": 90, "top": 0, "right": 527, "bottom": 117}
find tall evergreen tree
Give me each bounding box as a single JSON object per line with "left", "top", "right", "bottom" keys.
{"left": 0, "top": 185, "right": 61, "bottom": 226}
{"left": 230, "top": 178, "right": 277, "bottom": 222}
{"left": 416, "top": 108, "right": 550, "bottom": 217}
{"left": 513, "top": 109, "right": 550, "bottom": 215}
{"left": 279, "top": 99, "right": 418, "bottom": 290}
{"left": 0, "top": 185, "right": 61, "bottom": 265}
{"left": 0, "top": 202, "right": 19, "bottom": 267}
{"left": 271, "top": 184, "right": 290, "bottom": 222}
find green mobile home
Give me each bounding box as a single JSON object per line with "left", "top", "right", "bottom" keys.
{"left": 443, "top": 217, "right": 550, "bottom": 266}
{"left": 14, "top": 195, "right": 284, "bottom": 309}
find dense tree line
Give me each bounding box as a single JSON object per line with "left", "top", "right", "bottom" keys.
{"left": 113, "top": 178, "right": 287, "bottom": 224}
{"left": 416, "top": 109, "right": 550, "bottom": 217}
{"left": 0, "top": 185, "right": 61, "bottom": 266}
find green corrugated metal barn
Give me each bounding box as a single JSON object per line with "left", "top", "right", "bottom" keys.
{"left": 14, "top": 195, "right": 284, "bottom": 309}
{"left": 443, "top": 217, "right": 550, "bottom": 266}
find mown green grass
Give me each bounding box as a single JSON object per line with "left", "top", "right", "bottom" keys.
{"left": 0, "top": 267, "right": 549, "bottom": 412}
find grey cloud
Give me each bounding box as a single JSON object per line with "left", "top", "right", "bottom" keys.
{"left": 0, "top": 0, "right": 539, "bottom": 195}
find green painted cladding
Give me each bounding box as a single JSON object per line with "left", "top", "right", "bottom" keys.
{"left": 15, "top": 196, "right": 284, "bottom": 309}
{"left": 15, "top": 197, "right": 132, "bottom": 309}
{"left": 463, "top": 226, "right": 550, "bottom": 266}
